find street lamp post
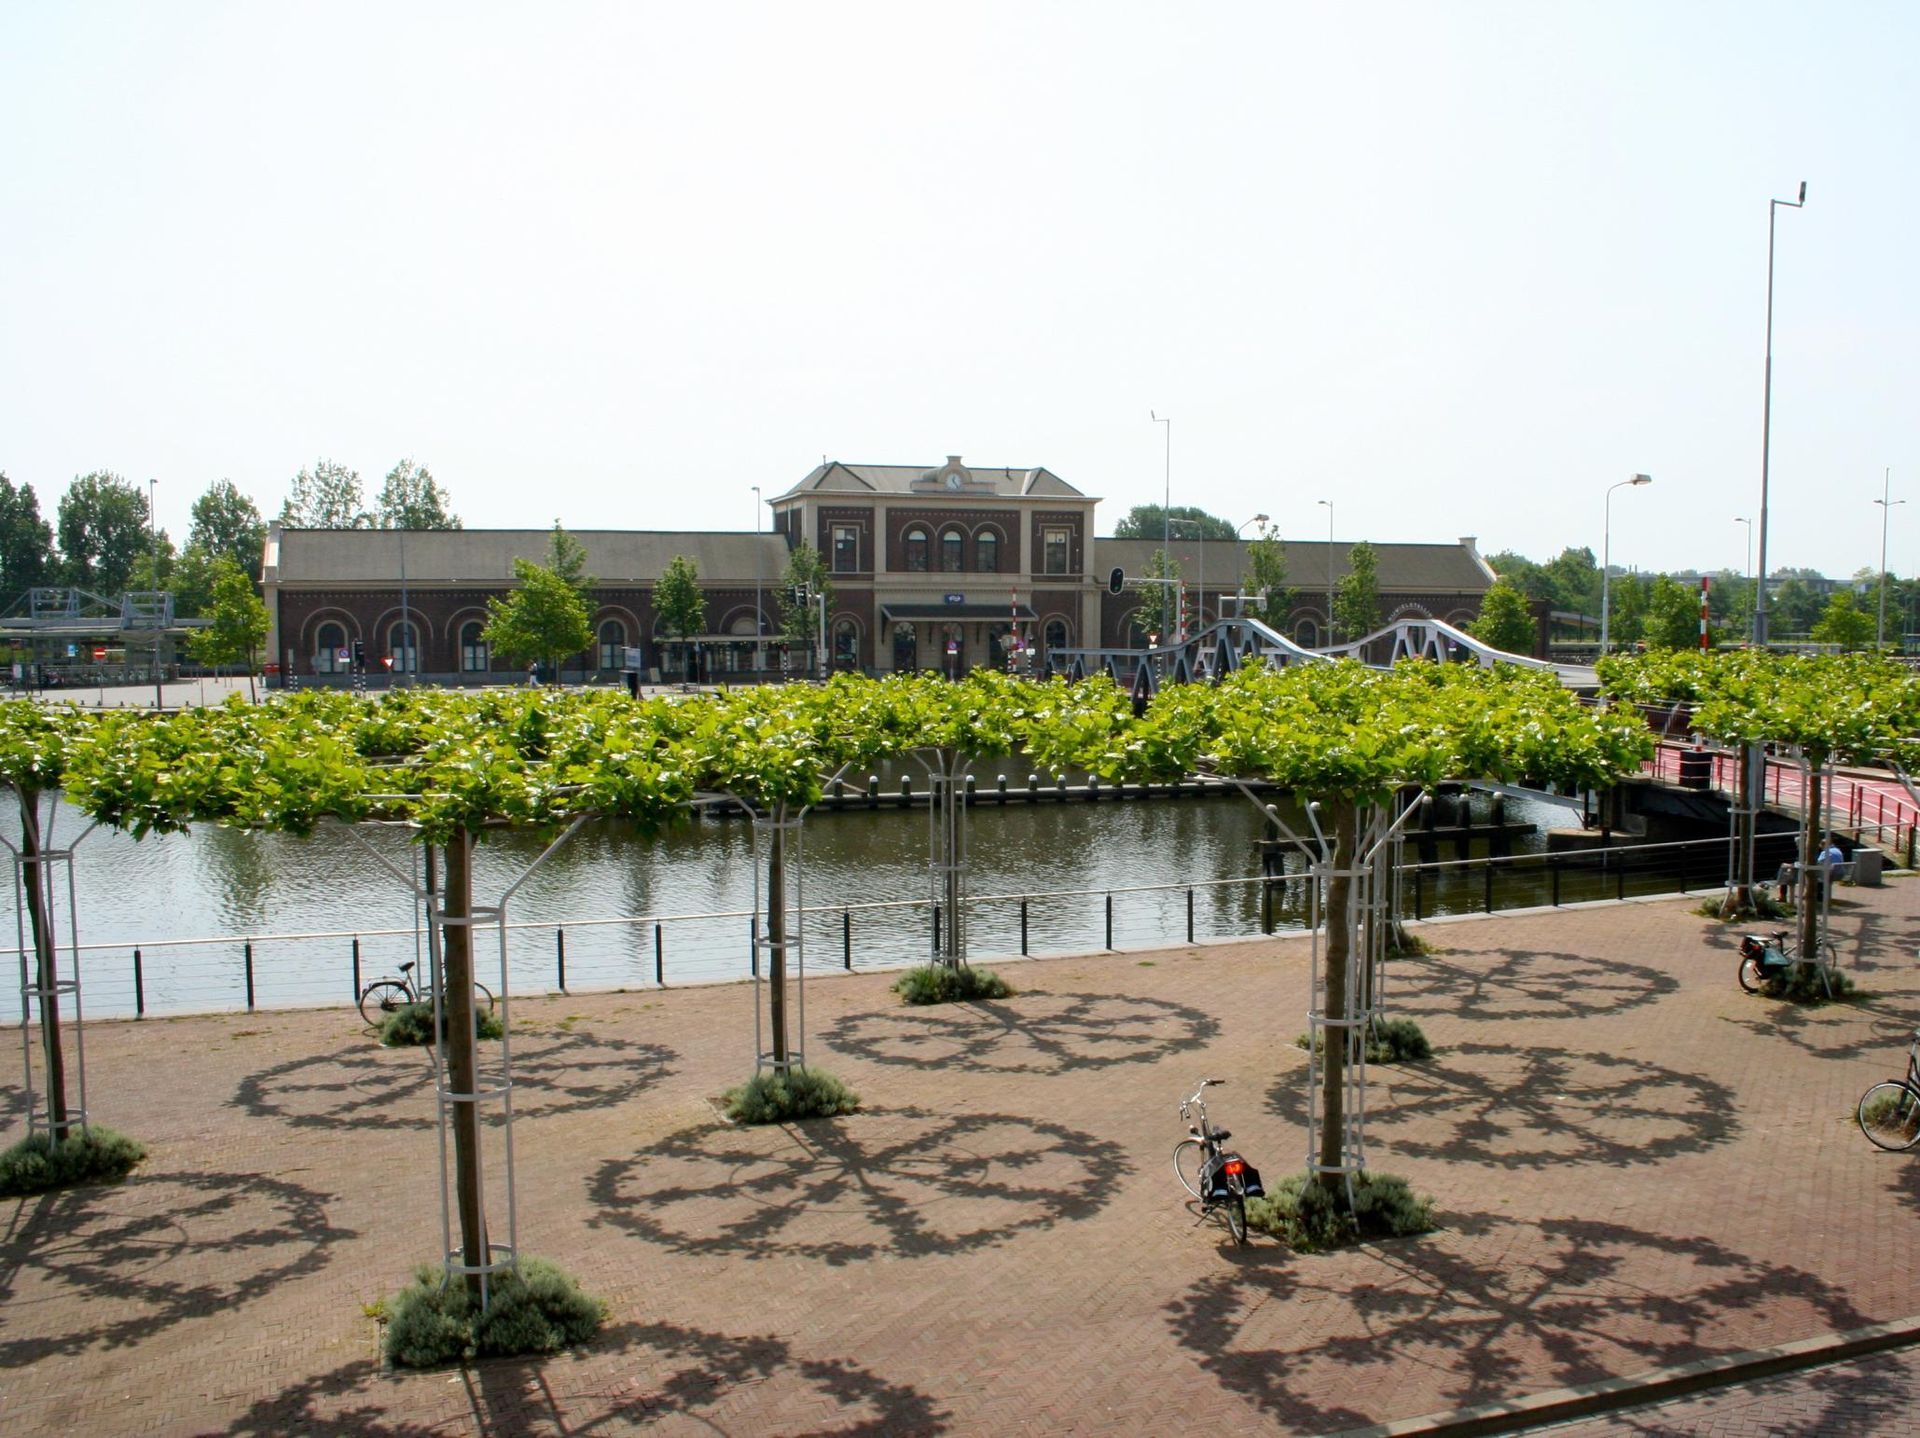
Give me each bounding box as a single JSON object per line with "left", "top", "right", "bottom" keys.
{"left": 1600, "top": 474, "right": 1653, "bottom": 653}
{"left": 1734, "top": 516, "right": 1752, "bottom": 581}
{"left": 1317, "top": 499, "right": 1333, "bottom": 644}
{"left": 1753, "top": 180, "right": 1807, "bottom": 647}
{"left": 751, "top": 485, "right": 763, "bottom": 676}
{"left": 1233, "top": 513, "right": 1270, "bottom": 618}
{"left": 1875, "top": 468, "right": 1902, "bottom": 650}
{"left": 148, "top": 477, "right": 162, "bottom": 709}
{"left": 1150, "top": 411, "right": 1171, "bottom": 559}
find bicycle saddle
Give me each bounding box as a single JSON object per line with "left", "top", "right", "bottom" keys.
{"left": 400, "top": 961, "right": 416, "bottom": 975}
{"left": 1213, "top": 1129, "right": 1231, "bottom": 1142}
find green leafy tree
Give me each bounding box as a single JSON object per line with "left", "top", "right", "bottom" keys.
{"left": 0, "top": 473, "right": 56, "bottom": 596}
{"left": 280, "top": 460, "right": 368, "bottom": 528}
{"left": 168, "top": 544, "right": 218, "bottom": 617}
{"left": 124, "top": 531, "right": 177, "bottom": 592}
{"left": 546, "top": 520, "right": 592, "bottom": 596}
{"left": 1334, "top": 541, "right": 1381, "bottom": 643}
{"left": 1643, "top": 575, "right": 1703, "bottom": 650}
{"left": 375, "top": 459, "right": 461, "bottom": 530}
{"left": 1111, "top": 504, "right": 1237, "bottom": 542}
{"left": 653, "top": 555, "right": 707, "bottom": 680}
{"left": 1811, "top": 590, "right": 1874, "bottom": 651}
{"left": 1767, "top": 575, "right": 1826, "bottom": 636}
{"left": 1486, "top": 550, "right": 1555, "bottom": 605}
{"left": 57, "top": 472, "right": 153, "bottom": 594}
{"left": 1469, "top": 579, "right": 1536, "bottom": 654}
{"left": 1545, "top": 546, "right": 1601, "bottom": 617}
{"left": 777, "top": 542, "right": 832, "bottom": 651}
{"left": 189, "top": 479, "right": 267, "bottom": 575}
{"left": 1127, "top": 548, "right": 1183, "bottom": 643}
{"left": 1242, "top": 522, "right": 1292, "bottom": 629}
{"left": 482, "top": 559, "right": 592, "bottom": 684}
{"left": 188, "top": 557, "right": 270, "bottom": 699}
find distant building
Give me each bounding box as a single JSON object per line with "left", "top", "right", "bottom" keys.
{"left": 261, "top": 456, "right": 1496, "bottom": 684}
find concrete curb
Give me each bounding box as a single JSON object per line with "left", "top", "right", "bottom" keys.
{"left": 1322, "top": 1313, "right": 1920, "bottom": 1437}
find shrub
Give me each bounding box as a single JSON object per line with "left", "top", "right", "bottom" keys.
{"left": 0, "top": 1125, "right": 146, "bottom": 1198}
{"left": 380, "top": 1002, "right": 505, "bottom": 1047}
{"left": 892, "top": 963, "right": 1012, "bottom": 1006}
{"left": 382, "top": 1258, "right": 606, "bottom": 1369}
{"left": 1761, "top": 963, "right": 1857, "bottom": 1005}
{"left": 1294, "top": 1016, "right": 1433, "bottom": 1065}
{"left": 723, "top": 1066, "right": 860, "bottom": 1124}
{"left": 1245, "top": 1170, "right": 1436, "bottom": 1253}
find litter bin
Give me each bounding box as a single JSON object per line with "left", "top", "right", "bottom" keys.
{"left": 1853, "top": 848, "right": 1884, "bottom": 887}
{"left": 1677, "top": 749, "right": 1712, "bottom": 790}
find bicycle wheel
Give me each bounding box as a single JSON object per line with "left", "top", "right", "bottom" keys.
{"left": 1858, "top": 1082, "right": 1920, "bottom": 1152}
{"left": 1225, "top": 1186, "right": 1249, "bottom": 1246}
{"left": 1173, "top": 1139, "right": 1206, "bottom": 1200}
{"left": 473, "top": 983, "right": 496, "bottom": 1015}
{"left": 1737, "top": 955, "right": 1765, "bottom": 994}
{"left": 357, "top": 980, "right": 412, "bottom": 1025}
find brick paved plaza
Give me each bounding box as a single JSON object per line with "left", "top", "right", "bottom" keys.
{"left": 5, "top": 885, "right": 1920, "bottom": 1436}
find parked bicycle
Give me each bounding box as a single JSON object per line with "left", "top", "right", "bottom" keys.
{"left": 1858, "top": 1029, "right": 1920, "bottom": 1152}
{"left": 357, "top": 960, "right": 495, "bottom": 1025}
{"left": 1735, "top": 929, "right": 1836, "bottom": 995}
{"left": 1172, "top": 1078, "right": 1264, "bottom": 1245}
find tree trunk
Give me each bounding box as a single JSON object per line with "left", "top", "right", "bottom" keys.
{"left": 1317, "top": 801, "right": 1359, "bottom": 1194}
{"left": 767, "top": 804, "right": 788, "bottom": 1066}
{"left": 18, "top": 788, "right": 69, "bottom": 1143}
{"left": 441, "top": 829, "right": 489, "bottom": 1299}
{"left": 1798, "top": 764, "right": 1825, "bottom": 959}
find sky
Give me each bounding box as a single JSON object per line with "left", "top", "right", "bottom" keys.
{"left": 2, "top": 2, "right": 1915, "bottom": 580}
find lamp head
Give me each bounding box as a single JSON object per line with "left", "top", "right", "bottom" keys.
{"left": 1799, "top": 181, "right": 1807, "bottom": 203}
{"left": 1631, "top": 474, "right": 1652, "bottom": 486}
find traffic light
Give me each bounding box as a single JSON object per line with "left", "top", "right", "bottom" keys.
{"left": 352, "top": 640, "right": 365, "bottom": 668}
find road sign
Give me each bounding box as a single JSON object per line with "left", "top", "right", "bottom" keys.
{"left": 944, "top": 593, "right": 965, "bottom": 604}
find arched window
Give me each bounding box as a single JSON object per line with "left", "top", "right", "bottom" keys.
{"left": 387, "top": 620, "right": 418, "bottom": 674}
{"left": 460, "top": 621, "right": 489, "bottom": 673}
{"left": 975, "top": 531, "right": 999, "bottom": 573}
{"left": 1045, "top": 618, "right": 1069, "bottom": 655}
{"left": 314, "top": 621, "right": 346, "bottom": 674}
{"left": 940, "top": 529, "right": 964, "bottom": 573}
{"left": 892, "top": 622, "right": 918, "bottom": 672}
{"left": 1295, "top": 619, "right": 1320, "bottom": 648}
{"left": 904, "top": 527, "right": 929, "bottom": 572}
{"left": 833, "top": 619, "right": 859, "bottom": 671}
{"left": 598, "top": 619, "right": 629, "bottom": 671}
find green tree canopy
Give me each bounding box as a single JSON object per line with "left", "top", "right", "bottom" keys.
{"left": 777, "top": 542, "right": 832, "bottom": 647}
{"left": 1242, "top": 522, "right": 1292, "bottom": 629}
{"left": 1811, "top": 590, "right": 1874, "bottom": 651}
{"left": 1334, "top": 541, "right": 1381, "bottom": 642}
{"left": 188, "top": 479, "right": 267, "bottom": 576}
{"left": 57, "top": 472, "right": 153, "bottom": 594}
{"left": 375, "top": 459, "right": 461, "bottom": 530}
{"left": 280, "top": 460, "right": 368, "bottom": 528}
{"left": 188, "top": 557, "right": 270, "bottom": 681}
{"left": 1127, "top": 548, "right": 1182, "bottom": 643}
{"left": 0, "top": 473, "right": 56, "bottom": 595}
{"left": 1642, "top": 575, "right": 1702, "bottom": 650}
{"left": 1110, "top": 504, "right": 1237, "bottom": 542}
{"left": 482, "top": 558, "right": 592, "bottom": 682}
{"left": 653, "top": 555, "right": 707, "bottom": 647}
{"left": 1469, "top": 579, "right": 1536, "bottom": 655}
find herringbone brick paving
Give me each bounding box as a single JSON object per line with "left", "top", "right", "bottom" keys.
{"left": 4, "top": 885, "right": 1920, "bottom": 1436}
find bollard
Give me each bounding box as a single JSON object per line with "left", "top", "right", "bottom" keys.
{"left": 352, "top": 936, "right": 361, "bottom": 1001}
{"left": 654, "top": 922, "right": 664, "bottom": 986}
{"left": 901, "top": 775, "right": 913, "bottom": 806}
{"left": 1056, "top": 774, "right": 1067, "bottom": 802}
{"left": 1105, "top": 893, "right": 1113, "bottom": 950}
{"left": 996, "top": 774, "right": 1007, "bottom": 802}
{"left": 843, "top": 908, "right": 852, "bottom": 969}
{"left": 964, "top": 775, "right": 976, "bottom": 805}
{"left": 133, "top": 948, "right": 144, "bottom": 1018}
{"left": 557, "top": 927, "right": 567, "bottom": 992}
{"left": 244, "top": 941, "right": 255, "bottom": 1011}
{"left": 1187, "top": 888, "right": 1195, "bottom": 944}
{"left": 1020, "top": 899, "right": 1029, "bottom": 955}
{"left": 1027, "top": 773, "right": 1039, "bottom": 804}
{"left": 867, "top": 776, "right": 880, "bottom": 809}
{"left": 749, "top": 917, "right": 758, "bottom": 977}
{"left": 1088, "top": 776, "right": 1100, "bottom": 801}
{"left": 932, "top": 905, "right": 942, "bottom": 955}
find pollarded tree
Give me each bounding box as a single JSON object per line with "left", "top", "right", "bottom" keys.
{"left": 1469, "top": 580, "right": 1536, "bottom": 655}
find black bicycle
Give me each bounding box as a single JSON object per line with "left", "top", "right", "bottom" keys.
{"left": 357, "top": 960, "right": 495, "bottom": 1025}
{"left": 1172, "top": 1078, "right": 1264, "bottom": 1245}
{"left": 1736, "top": 929, "right": 1836, "bottom": 994}
{"left": 1858, "top": 1029, "right": 1920, "bottom": 1152}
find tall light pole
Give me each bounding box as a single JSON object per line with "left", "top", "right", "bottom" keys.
{"left": 751, "top": 484, "right": 763, "bottom": 676}
{"left": 1875, "top": 468, "right": 1902, "bottom": 650}
{"left": 1733, "top": 516, "right": 1752, "bottom": 581}
{"left": 1600, "top": 474, "right": 1652, "bottom": 653}
{"left": 1150, "top": 409, "right": 1171, "bottom": 554}
{"left": 1753, "top": 180, "right": 1807, "bottom": 647}
{"left": 1233, "top": 513, "right": 1270, "bottom": 617}
{"left": 148, "top": 477, "right": 162, "bottom": 709}
{"left": 1317, "top": 499, "right": 1334, "bottom": 644}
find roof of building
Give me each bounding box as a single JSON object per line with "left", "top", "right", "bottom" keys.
{"left": 268, "top": 528, "right": 793, "bottom": 586}
{"left": 777, "top": 458, "right": 1089, "bottom": 501}
{"left": 1092, "top": 538, "right": 1497, "bottom": 593}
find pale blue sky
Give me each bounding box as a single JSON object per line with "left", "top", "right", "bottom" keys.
{"left": 2, "top": 2, "right": 1914, "bottom": 578}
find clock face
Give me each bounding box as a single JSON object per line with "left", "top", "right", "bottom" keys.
{"left": 945, "top": 473, "right": 961, "bottom": 489}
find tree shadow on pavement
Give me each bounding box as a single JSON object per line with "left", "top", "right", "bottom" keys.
{"left": 1165, "top": 1212, "right": 1869, "bottom": 1432}
{"left": 1387, "top": 948, "right": 1678, "bottom": 1023}
{"left": 230, "top": 1028, "right": 678, "bottom": 1132}
{"left": 218, "top": 1319, "right": 949, "bottom": 1436}
{"left": 1267, "top": 1043, "right": 1736, "bottom": 1170}
{"left": 588, "top": 1106, "right": 1128, "bottom": 1265}
{"left": 0, "top": 1169, "right": 353, "bottom": 1368}
{"left": 1590, "top": 1347, "right": 1914, "bottom": 1436}
{"left": 818, "top": 987, "right": 1218, "bottom": 1075}
{"left": 1719, "top": 992, "right": 1919, "bottom": 1063}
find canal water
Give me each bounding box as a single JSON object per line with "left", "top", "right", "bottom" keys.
{"left": 4, "top": 784, "right": 1680, "bottom": 1018}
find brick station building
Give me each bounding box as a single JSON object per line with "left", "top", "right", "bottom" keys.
{"left": 262, "top": 455, "right": 1497, "bottom": 685}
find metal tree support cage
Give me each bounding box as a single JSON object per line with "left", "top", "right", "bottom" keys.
{"left": 4, "top": 797, "right": 100, "bottom": 1144}
{"left": 921, "top": 751, "right": 972, "bottom": 967}
{"left": 341, "top": 816, "right": 588, "bottom": 1305}
{"left": 749, "top": 809, "right": 809, "bottom": 1074}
